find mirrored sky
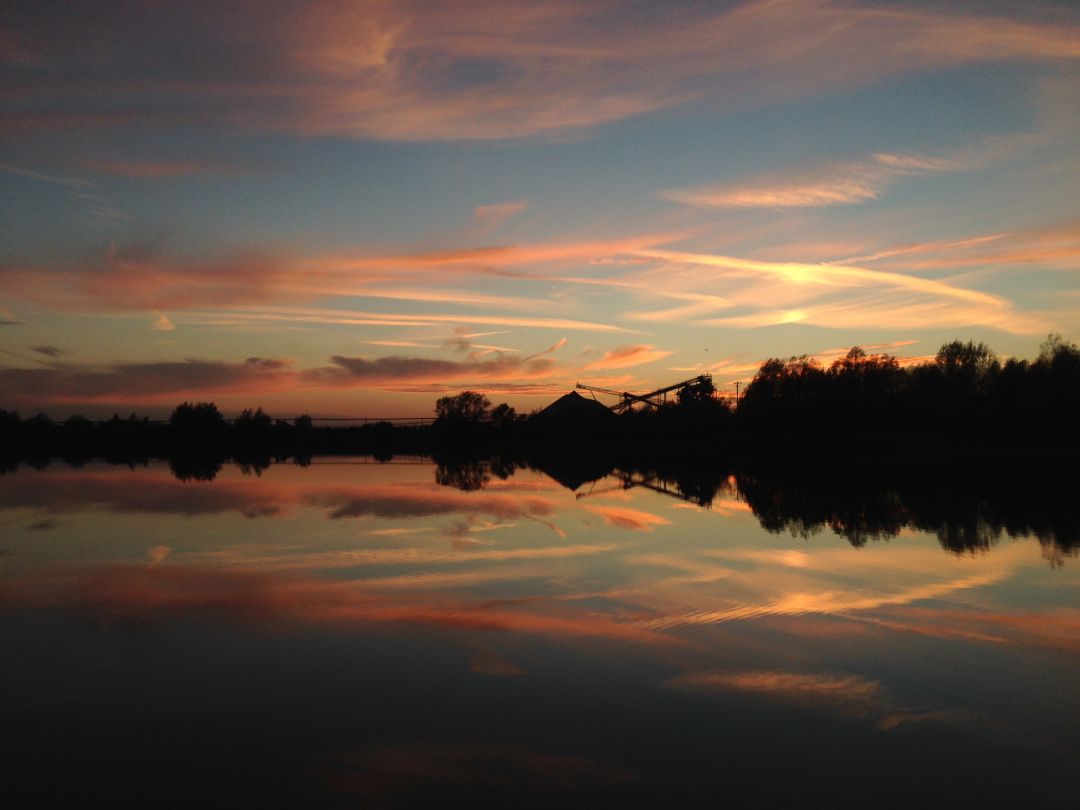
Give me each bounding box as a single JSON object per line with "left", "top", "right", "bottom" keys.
{"left": 1, "top": 1, "right": 1078, "bottom": 417}
{"left": 2, "top": 460, "right": 1078, "bottom": 805}
{"left": 3, "top": 459, "right": 1077, "bottom": 656}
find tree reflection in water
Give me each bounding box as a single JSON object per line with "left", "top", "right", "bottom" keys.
{"left": 433, "top": 455, "right": 1078, "bottom": 567}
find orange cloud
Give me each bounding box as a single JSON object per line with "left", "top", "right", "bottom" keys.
{"left": 584, "top": 344, "right": 673, "bottom": 371}
{"left": 585, "top": 505, "right": 671, "bottom": 532}
{"left": 618, "top": 248, "right": 1043, "bottom": 334}
{"left": 0, "top": 233, "right": 676, "bottom": 317}
{"left": 150, "top": 311, "right": 175, "bottom": 331}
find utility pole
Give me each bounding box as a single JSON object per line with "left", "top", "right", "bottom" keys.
{"left": 734, "top": 381, "right": 740, "bottom": 409}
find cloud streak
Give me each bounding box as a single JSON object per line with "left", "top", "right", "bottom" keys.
{"left": 584, "top": 344, "right": 674, "bottom": 371}
{"left": 618, "top": 248, "right": 1038, "bottom": 334}
{"left": 666, "top": 669, "right": 940, "bottom": 730}
{"left": 663, "top": 136, "right": 1040, "bottom": 209}
{"left": 0, "top": 234, "right": 675, "bottom": 320}
{"left": 0, "top": 350, "right": 563, "bottom": 407}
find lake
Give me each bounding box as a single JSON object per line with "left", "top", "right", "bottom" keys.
{"left": 2, "top": 457, "right": 1078, "bottom": 808}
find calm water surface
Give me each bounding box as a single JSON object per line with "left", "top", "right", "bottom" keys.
{"left": 2, "top": 458, "right": 1078, "bottom": 808}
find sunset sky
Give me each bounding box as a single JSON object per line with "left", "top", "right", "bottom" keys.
{"left": 1, "top": 0, "right": 1078, "bottom": 417}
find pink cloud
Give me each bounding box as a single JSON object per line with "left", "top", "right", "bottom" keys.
{"left": 0, "top": 233, "right": 676, "bottom": 317}
{"left": 5, "top": 1, "right": 1076, "bottom": 141}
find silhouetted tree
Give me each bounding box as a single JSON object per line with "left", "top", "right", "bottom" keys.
{"left": 935, "top": 339, "right": 999, "bottom": 393}
{"left": 235, "top": 407, "right": 272, "bottom": 431}
{"left": 489, "top": 402, "right": 518, "bottom": 428}
{"left": 1037, "top": 333, "right": 1080, "bottom": 369}
{"left": 168, "top": 455, "right": 223, "bottom": 482}
{"left": 434, "top": 391, "right": 491, "bottom": 423}
{"left": 434, "top": 457, "right": 490, "bottom": 490}
{"left": 170, "top": 402, "right": 225, "bottom": 433}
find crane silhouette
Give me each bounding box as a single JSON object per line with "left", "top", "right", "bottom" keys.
{"left": 575, "top": 374, "right": 713, "bottom": 413}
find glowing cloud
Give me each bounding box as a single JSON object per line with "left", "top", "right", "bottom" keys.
{"left": 586, "top": 505, "right": 672, "bottom": 532}
{"left": 151, "top": 311, "right": 175, "bottom": 331}
{"left": 620, "top": 249, "right": 1038, "bottom": 334}
{"left": 584, "top": 344, "right": 673, "bottom": 371}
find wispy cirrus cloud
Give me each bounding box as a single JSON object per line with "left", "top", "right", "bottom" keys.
{"left": 662, "top": 135, "right": 1040, "bottom": 209}
{"left": 643, "top": 545, "right": 1021, "bottom": 631}
{"left": 0, "top": 161, "right": 126, "bottom": 219}
{"left": 0, "top": 161, "right": 91, "bottom": 191}
{"left": 616, "top": 248, "right": 1041, "bottom": 334}
{"left": 523, "top": 337, "right": 567, "bottom": 362}
{"left": 2, "top": 1, "right": 1077, "bottom": 142}
{"left": 0, "top": 233, "right": 678, "bottom": 316}
{"left": 665, "top": 669, "right": 942, "bottom": 730}
{"left": 188, "top": 306, "right": 632, "bottom": 334}
{"left": 830, "top": 220, "right": 1080, "bottom": 273}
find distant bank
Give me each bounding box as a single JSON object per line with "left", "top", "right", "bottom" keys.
{"left": 2, "top": 336, "right": 1078, "bottom": 469}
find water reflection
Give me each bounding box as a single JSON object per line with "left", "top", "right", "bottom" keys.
{"left": 1, "top": 458, "right": 1079, "bottom": 807}
{"left": 5, "top": 454, "right": 1076, "bottom": 563}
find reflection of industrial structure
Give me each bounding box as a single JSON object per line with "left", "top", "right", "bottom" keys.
{"left": 573, "top": 467, "right": 736, "bottom": 509}
{"left": 575, "top": 471, "right": 685, "bottom": 501}
{"left": 575, "top": 374, "right": 713, "bottom": 413}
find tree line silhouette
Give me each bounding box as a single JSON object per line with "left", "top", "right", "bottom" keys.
{"left": 1, "top": 335, "right": 1078, "bottom": 471}
{"left": 424, "top": 453, "right": 1078, "bottom": 567}
{"left": 736, "top": 335, "right": 1080, "bottom": 449}
{"left": 428, "top": 333, "right": 1080, "bottom": 450}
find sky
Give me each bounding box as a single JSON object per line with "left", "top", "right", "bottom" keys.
{"left": 1, "top": 0, "right": 1078, "bottom": 418}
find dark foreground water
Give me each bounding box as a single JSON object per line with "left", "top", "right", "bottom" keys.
{"left": 1, "top": 458, "right": 1078, "bottom": 808}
